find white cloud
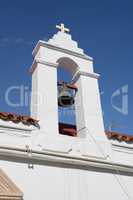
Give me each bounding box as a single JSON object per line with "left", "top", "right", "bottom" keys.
{"left": 0, "top": 37, "right": 35, "bottom": 47}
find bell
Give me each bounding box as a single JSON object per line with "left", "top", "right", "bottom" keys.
{"left": 58, "top": 91, "right": 75, "bottom": 107}
{"left": 58, "top": 82, "right": 77, "bottom": 107}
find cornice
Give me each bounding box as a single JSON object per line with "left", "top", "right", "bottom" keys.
{"left": 0, "top": 120, "right": 36, "bottom": 132}
{"left": 32, "top": 40, "right": 93, "bottom": 61}
{"left": 0, "top": 146, "right": 133, "bottom": 174}
{"left": 30, "top": 58, "right": 58, "bottom": 73}
{"left": 112, "top": 143, "right": 133, "bottom": 154}
{"left": 35, "top": 58, "right": 58, "bottom": 68}
{"left": 72, "top": 70, "right": 100, "bottom": 82}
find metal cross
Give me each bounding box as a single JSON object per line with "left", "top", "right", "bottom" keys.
{"left": 56, "top": 23, "right": 70, "bottom": 33}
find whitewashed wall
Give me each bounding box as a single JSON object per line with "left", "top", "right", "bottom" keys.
{"left": 0, "top": 155, "right": 133, "bottom": 200}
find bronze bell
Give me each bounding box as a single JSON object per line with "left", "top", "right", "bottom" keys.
{"left": 58, "top": 82, "right": 77, "bottom": 107}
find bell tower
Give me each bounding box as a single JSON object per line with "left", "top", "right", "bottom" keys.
{"left": 30, "top": 23, "right": 107, "bottom": 141}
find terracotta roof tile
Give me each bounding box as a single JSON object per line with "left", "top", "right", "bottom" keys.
{"left": 0, "top": 112, "right": 39, "bottom": 128}
{"left": 106, "top": 131, "right": 133, "bottom": 143}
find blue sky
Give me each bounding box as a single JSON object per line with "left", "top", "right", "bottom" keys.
{"left": 0, "top": 0, "right": 133, "bottom": 134}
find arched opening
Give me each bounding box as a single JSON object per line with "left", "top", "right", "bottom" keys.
{"left": 57, "top": 57, "right": 78, "bottom": 137}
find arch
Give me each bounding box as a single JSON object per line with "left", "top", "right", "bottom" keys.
{"left": 57, "top": 57, "right": 78, "bottom": 136}
{"left": 56, "top": 57, "right": 79, "bottom": 78}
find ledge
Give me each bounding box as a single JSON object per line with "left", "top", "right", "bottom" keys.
{"left": 0, "top": 146, "right": 133, "bottom": 174}
{"left": 72, "top": 70, "right": 100, "bottom": 82}
{"left": 30, "top": 58, "right": 58, "bottom": 73}
{"left": 0, "top": 120, "right": 36, "bottom": 132}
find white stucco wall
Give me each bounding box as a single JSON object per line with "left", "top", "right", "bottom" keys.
{"left": 0, "top": 124, "right": 133, "bottom": 200}
{"left": 0, "top": 157, "right": 133, "bottom": 200}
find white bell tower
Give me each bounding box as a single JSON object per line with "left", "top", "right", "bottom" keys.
{"left": 30, "top": 23, "right": 107, "bottom": 142}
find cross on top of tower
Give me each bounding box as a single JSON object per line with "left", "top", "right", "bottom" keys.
{"left": 56, "top": 23, "right": 70, "bottom": 33}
